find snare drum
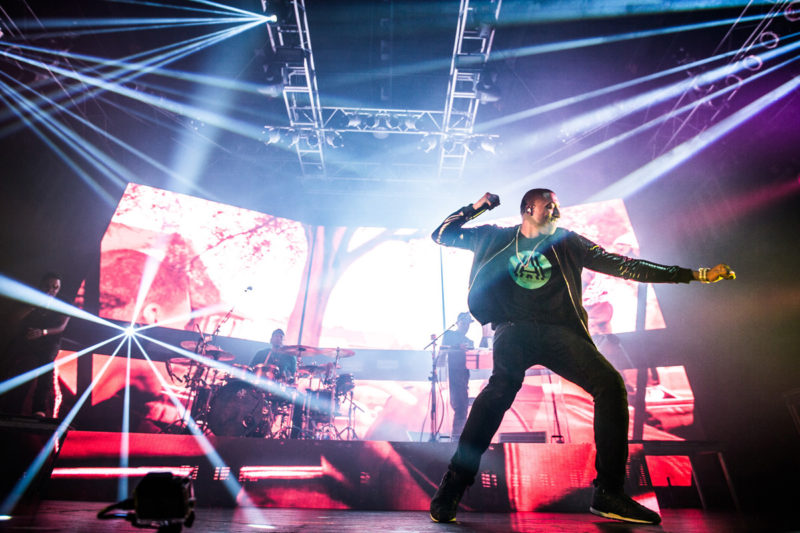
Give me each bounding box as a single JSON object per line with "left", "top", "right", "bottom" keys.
{"left": 251, "top": 363, "right": 280, "bottom": 381}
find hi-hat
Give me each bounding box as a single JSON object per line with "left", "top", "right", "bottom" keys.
{"left": 206, "top": 349, "right": 235, "bottom": 362}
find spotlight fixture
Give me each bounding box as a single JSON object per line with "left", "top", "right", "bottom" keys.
{"left": 97, "top": 472, "right": 195, "bottom": 531}
{"left": 258, "top": 63, "right": 285, "bottom": 98}
{"left": 441, "top": 136, "right": 457, "bottom": 153}
{"left": 325, "top": 131, "right": 344, "bottom": 148}
{"left": 262, "top": 126, "right": 282, "bottom": 145}
{"left": 386, "top": 114, "right": 403, "bottom": 130}
{"left": 476, "top": 65, "right": 501, "bottom": 104}
{"left": 304, "top": 131, "right": 320, "bottom": 148}
{"left": 287, "top": 129, "right": 300, "bottom": 147}
{"left": 419, "top": 134, "right": 438, "bottom": 153}
{"left": 466, "top": 136, "right": 482, "bottom": 153}
{"left": 403, "top": 115, "right": 421, "bottom": 131}
{"left": 345, "top": 113, "right": 362, "bottom": 128}
{"left": 366, "top": 114, "right": 385, "bottom": 130}
{"left": 480, "top": 137, "right": 498, "bottom": 154}
{"left": 370, "top": 114, "right": 390, "bottom": 139}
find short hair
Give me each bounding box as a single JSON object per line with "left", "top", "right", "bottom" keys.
{"left": 40, "top": 271, "right": 62, "bottom": 284}
{"left": 271, "top": 328, "right": 285, "bottom": 337}
{"left": 520, "top": 188, "right": 555, "bottom": 214}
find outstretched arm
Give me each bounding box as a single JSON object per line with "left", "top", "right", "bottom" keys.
{"left": 578, "top": 234, "right": 735, "bottom": 285}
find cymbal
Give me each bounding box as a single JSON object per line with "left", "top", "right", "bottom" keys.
{"left": 205, "top": 349, "right": 235, "bottom": 362}
{"left": 331, "top": 347, "right": 355, "bottom": 358}
{"left": 169, "top": 356, "right": 193, "bottom": 365}
{"left": 278, "top": 345, "right": 325, "bottom": 356}
{"left": 302, "top": 347, "right": 356, "bottom": 358}
{"left": 180, "top": 340, "right": 222, "bottom": 352}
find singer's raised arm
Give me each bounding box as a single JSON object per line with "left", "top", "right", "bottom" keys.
{"left": 431, "top": 193, "right": 500, "bottom": 249}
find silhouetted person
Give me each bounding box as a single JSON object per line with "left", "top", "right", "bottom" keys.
{"left": 0, "top": 272, "right": 70, "bottom": 417}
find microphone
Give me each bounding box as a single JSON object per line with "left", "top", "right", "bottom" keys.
{"left": 245, "top": 286, "right": 253, "bottom": 292}
{"left": 474, "top": 193, "right": 501, "bottom": 217}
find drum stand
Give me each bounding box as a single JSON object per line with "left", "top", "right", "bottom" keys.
{"left": 163, "top": 335, "right": 223, "bottom": 435}
{"left": 335, "top": 390, "right": 359, "bottom": 441}
{"left": 294, "top": 350, "right": 359, "bottom": 441}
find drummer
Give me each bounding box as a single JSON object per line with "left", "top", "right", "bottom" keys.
{"left": 250, "top": 328, "right": 296, "bottom": 383}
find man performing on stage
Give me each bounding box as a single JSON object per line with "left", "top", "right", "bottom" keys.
{"left": 429, "top": 189, "right": 735, "bottom": 524}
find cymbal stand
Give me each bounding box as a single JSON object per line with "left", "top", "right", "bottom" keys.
{"left": 185, "top": 336, "right": 217, "bottom": 433}
{"left": 209, "top": 285, "right": 251, "bottom": 343}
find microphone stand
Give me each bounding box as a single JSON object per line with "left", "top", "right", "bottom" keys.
{"left": 423, "top": 322, "right": 456, "bottom": 443}
{"left": 207, "top": 285, "right": 252, "bottom": 350}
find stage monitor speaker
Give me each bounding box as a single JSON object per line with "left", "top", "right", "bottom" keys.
{"left": 0, "top": 415, "right": 67, "bottom": 513}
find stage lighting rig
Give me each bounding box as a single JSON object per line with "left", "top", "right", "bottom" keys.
{"left": 260, "top": 0, "right": 503, "bottom": 181}
{"left": 260, "top": 0, "right": 290, "bottom": 25}
{"left": 97, "top": 472, "right": 195, "bottom": 532}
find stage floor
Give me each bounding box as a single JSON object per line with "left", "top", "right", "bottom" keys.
{"left": 0, "top": 500, "right": 778, "bottom": 533}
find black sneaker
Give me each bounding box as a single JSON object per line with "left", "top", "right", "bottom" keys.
{"left": 590, "top": 486, "right": 662, "bottom": 525}
{"left": 430, "top": 469, "right": 472, "bottom": 523}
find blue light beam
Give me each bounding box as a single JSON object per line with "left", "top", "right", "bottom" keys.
{"left": 0, "top": 335, "right": 128, "bottom": 515}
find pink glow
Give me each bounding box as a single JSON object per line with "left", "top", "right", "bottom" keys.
{"left": 239, "top": 465, "right": 324, "bottom": 481}
{"left": 51, "top": 466, "right": 196, "bottom": 478}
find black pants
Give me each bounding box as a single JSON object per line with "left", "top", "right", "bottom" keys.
{"left": 449, "top": 321, "right": 629, "bottom": 491}
{"left": 0, "top": 341, "right": 58, "bottom": 417}
{"left": 447, "top": 350, "right": 469, "bottom": 438}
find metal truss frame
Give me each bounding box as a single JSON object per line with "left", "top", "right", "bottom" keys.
{"left": 264, "top": 0, "right": 502, "bottom": 182}
{"left": 440, "top": 0, "right": 501, "bottom": 179}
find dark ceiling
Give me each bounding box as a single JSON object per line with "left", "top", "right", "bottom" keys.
{"left": 3, "top": 1, "right": 797, "bottom": 229}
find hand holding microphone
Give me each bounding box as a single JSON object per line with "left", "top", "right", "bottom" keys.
{"left": 473, "top": 192, "right": 500, "bottom": 215}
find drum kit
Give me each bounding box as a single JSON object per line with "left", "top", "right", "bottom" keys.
{"left": 165, "top": 340, "right": 358, "bottom": 440}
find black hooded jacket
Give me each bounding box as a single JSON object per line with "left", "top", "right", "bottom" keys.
{"left": 432, "top": 203, "right": 694, "bottom": 340}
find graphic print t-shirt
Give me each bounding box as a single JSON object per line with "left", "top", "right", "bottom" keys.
{"left": 495, "top": 234, "right": 573, "bottom": 325}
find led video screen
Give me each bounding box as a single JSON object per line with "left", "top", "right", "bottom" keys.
{"left": 91, "top": 183, "right": 666, "bottom": 350}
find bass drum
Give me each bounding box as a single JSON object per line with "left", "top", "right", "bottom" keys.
{"left": 207, "top": 380, "right": 267, "bottom": 437}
